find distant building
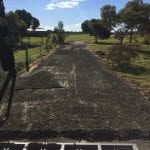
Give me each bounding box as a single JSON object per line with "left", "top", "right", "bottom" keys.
{"left": 26, "top": 27, "right": 51, "bottom": 37}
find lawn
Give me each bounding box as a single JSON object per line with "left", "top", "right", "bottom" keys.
{"left": 66, "top": 33, "right": 150, "bottom": 91}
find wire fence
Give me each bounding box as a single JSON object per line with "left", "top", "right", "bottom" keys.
{"left": 0, "top": 35, "right": 58, "bottom": 84}
{"left": 15, "top": 42, "right": 52, "bottom": 72}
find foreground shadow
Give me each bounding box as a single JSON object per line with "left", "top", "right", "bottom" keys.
{"left": 0, "top": 70, "right": 17, "bottom": 127}
{"left": 95, "top": 41, "right": 118, "bottom": 45}
{"left": 115, "top": 65, "right": 148, "bottom": 75}
{"left": 0, "top": 129, "right": 150, "bottom": 141}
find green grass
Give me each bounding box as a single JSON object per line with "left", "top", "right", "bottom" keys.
{"left": 14, "top": 37, "right": 53, "bottom": 72}
{"left": 124, "top": 53, "right": 150, "bottom": 89}
{"left": 66, "top": 34, "right": 94, "bottom": 43}
{"left": 66, "top": 33, "right": 150, "bottom": 90}
{"left": 15, "top": 46, "right": 48, "bottom": 71}
{"left": 23, "top": 37, "right": 46, "bottom": 45}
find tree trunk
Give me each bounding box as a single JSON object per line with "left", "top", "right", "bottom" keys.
{"left": 120, "top": 37, "right": 123, "bottom": 45}
{"left": 95, "top": 36, "right": 98, "bottom": 44}
{"left": 129, "top": 28, "right": 133, "bottom": 45}
{"left": 20, "top": 33, "right": 24, "bottom": 45}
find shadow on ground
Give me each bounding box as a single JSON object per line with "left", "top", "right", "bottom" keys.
{"left": 114, "top": 65, "right": 148, "bottom": 75}
{"left": 0, "top": 129, "right": 150, "bottom": 141}
{"left": 94, "top": 42, "right": 118, "bottom": 45}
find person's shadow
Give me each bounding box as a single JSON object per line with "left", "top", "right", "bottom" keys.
{"left": 0, "top": 70, "right": 17, "bottom": 126}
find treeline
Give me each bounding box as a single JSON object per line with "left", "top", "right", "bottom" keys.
{"left": 81, "top": 0, "right": 150, "bottom": 44}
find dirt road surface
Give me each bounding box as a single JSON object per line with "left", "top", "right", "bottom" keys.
{"left": 0, "top": 42, "right": 150, "bottom": 144}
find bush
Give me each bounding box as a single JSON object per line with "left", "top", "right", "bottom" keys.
{"left": 107, "top": 45, "right": 138, "bottom": 69}
{"left": 54, "top": 25, "right": 65, "bottom": 45}
{"left": 51, "top": 34, "right": 58, "bottom": 46}
{"left": 143, "top": 34, "right": 150, "bottom": 45}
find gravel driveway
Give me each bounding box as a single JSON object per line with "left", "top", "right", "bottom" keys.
{"left": 0, "top": 42, "right": 149, "bottom": 141}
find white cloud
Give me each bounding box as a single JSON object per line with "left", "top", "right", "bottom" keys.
{"left": 74, "top": 23, "right": 81, "bottom": 27}
{"left": 40, "top": 22, "right": 82, "bottom": 32}
{"left": 65, "top": 22, "right": 82, "bottom": 31}
{"left": 46, "top": 0, "right": 85, "bottom": 10}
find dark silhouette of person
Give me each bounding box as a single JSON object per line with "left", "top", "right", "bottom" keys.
{"left": 0, "top": 0, "right": 15, "bottom": 72}
{"left": 0, "top": 0, "right": 16, "bottom": 125}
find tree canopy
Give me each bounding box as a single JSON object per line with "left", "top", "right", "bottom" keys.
{"left": 6, "top": 11, "right": 27, "bottom": 44}
{"left": 118, "top": 0, "right": 150, "bottom": 44}
{"left": 15, "top": 9, "right": 32, "bottom": 28}
{"left": 58, "top": 21, "right": 64, "bottom": 32}
{"left": 2, "top": 9, "right": 40, "bottom": 45}
{"left": 81, "top": 19, "right": 110, "bottom": 43}
{"left": 100, "top": 5, "right": 117, "bottom": 31}
{"left": 15, "top": 9, "right": 40, "bottom": 30}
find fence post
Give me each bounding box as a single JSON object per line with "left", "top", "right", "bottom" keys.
{"left": 40, "top": 45, "right": 42, "bottom": 59}
{"left": 25, "top": 46, "right": 29, "bottom": 72}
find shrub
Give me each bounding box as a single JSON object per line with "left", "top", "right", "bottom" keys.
{"left": 107, "top": 45, "right": 138, "bottom": 69}
{"left": 54, "top": 26, "right": 65, "bottom": 45}
{"left": 143, "top": 34, "right": 150, "bottom": 45}
{"left": 51, "top": 34, "right": 58, "bottom": 46}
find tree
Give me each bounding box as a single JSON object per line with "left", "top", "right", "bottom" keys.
{"left": 6, "top": 11, "right": 27, "bottom": 45}
{"left": 118, "top": 0, "right": 150, "bottom": 44}
{"left": 81, "top": 19, "right": 110, "bottom": 43}
{"left": 81, "top": 20, "right": 90, "bottom": 33}
{"left": 15, "top": 9, "right": 40, "bottom": 30}
{"left": 100, "top": 5, "right": 117, "bottom": 31}
{"left": 15, "top": 9, "right": 40, "bottom": 44}
{"left": 58, "top": 21, "right": 64, "bottom": 32}
{"left": 138, "top": 3, "right": 150, "bottom": 43}
{"left": 54, "top": 21, "right": 65, "bottom": 44}
{"left": 15, "top": 9, "right": 32, "bottom": 28}
{"left": 31, "top": 17, "right": 40, "bottom": 30}
{"left": 6, "top": 12, "right": 20, "bottom": 44}
{"left": 19, "top": 19, "right": 27, "bottom": 44}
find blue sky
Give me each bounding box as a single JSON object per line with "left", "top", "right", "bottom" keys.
{"left": 4, "top": 0, "right": 150, "bottom": 31}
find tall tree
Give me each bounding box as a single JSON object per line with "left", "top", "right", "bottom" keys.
{"left": 31, "top": 17, "right": 40, "bottom": 30}
{"left": 58, "top": 21, "right": 64, "bottom": 32}
{"left": 54, "top": 21, "right": 65, "bottom": 44}
{"left": 6, "top": 11, "right": 27, "bottom": 45}
{"left": 118, "top": 0, "right": 150, "bottom": 44}
{"left": 100, "top": 5, "right": 117, "bottom": 31}
{"left": 81, "top": 20, "right": 90, "bottom": 33}
{"left": 15, "top": 9, "right": 40, "bottom": 30}
{"left": 81, "top": 19, "right": 110, "bottom": 43}
{"left": 15, "top": 9, "right": 32, "bottom": 28}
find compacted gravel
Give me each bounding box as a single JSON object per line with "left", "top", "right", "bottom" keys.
{"left": 0, "top": 42, "right": 149, "bottom": 141}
